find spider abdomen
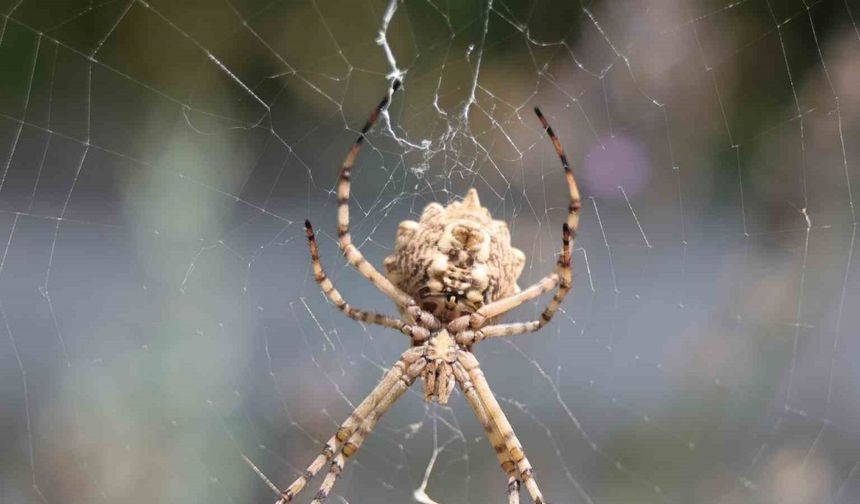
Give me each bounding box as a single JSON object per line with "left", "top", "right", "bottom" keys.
{"left": 384, "top": 189, "right": 526, "bottom": 323}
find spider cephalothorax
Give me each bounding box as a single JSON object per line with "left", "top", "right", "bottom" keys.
{"left": 277, "top": 81, "right": 581, "bottom": 504}
{"left": 383, "top": 188, "right": 526, "bottom": 321}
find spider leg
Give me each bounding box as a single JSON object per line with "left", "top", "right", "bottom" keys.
{"left": 453, "top": 224, "right": 572, "bottom": 345}
{"left": 333, "top": 80, "right": 419, "bottom": 312}
{"left": 534, "top": 107, "right": 583, "bottom": 236}
{"left": 449, "top": 107, "right": 579, "bottom": 334}
{"left": 305, "top": 219, "right": 408, "bottom": 332}
{"left": 448, "top": 270, "right": 560, "bottom": 332}
{"left": 458, "top": 352, "right": 550, "bottom": 504}
{"left": 527, "top": 107, "right": 579, "bottom": 324}
{"left": 276, "top": 347, "right": 424, "bottom": 503}
{"left": 453, "top": 362, "right": 520, "bottom": 504}
{"left": 310, "top": 356, "right": 427, "bottom": 504}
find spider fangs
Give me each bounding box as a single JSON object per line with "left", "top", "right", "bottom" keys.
{"left": 277, "top": 80, "right": 581, "bottom": 504}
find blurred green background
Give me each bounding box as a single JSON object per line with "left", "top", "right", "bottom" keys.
{"left": 1, "top": 0, "right": 859, "bottom": 503}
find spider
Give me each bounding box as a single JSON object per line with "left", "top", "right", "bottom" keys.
{"left": 278, "top": 80, "right": 580, "bottom": 504}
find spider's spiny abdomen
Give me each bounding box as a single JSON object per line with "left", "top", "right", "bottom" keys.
{"left": 383, "top": 189, "right": 526, "bottom": 322}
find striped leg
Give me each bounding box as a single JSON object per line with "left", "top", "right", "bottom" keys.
{"left": 305, "top": 220, "right": 405, "bottom": 331}
{"left": 458, "top": 352, "right": 549, "bottom": 504}
{"left": 310, "top": 357, "right": 427, "bottom": 504}
{"left": 534, "top": 107, "right": 582, "bottom": 237}
{"left": 276, "top": 347, "right": 423, "bottom": 503}
{"left": 527, "top": 107, "right": 580, "bottom": 325}
{"left": 454, "top": 224, "right": 573, "bottom": 345}
{"left": 448, "top": 271, "right": 560, "bottom": 332}
{"left": 334, "top": 80, "right": 417, "bottom": 310}
{"left": 453, "top": 362, "right": 520, "bottom": 504}
{"left": 450, "top": 108, "right": 579, "bottom": 334}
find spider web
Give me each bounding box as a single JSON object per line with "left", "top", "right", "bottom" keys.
{"left": 0, "top": 0, "right": 859, "bottom": 503}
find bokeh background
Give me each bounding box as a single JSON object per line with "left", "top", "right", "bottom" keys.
{"left": 1, "top": 0, "right": 859, "bottom": 503}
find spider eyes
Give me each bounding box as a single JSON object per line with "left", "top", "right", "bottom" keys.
{"left": 446, "top": 251, "right": 475, "bottom": 266}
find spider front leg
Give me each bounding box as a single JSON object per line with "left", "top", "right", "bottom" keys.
{"left": 276, "top": 347, "right": 424, "bottom": 503}
{"left": 332, "top": 80, "right": 418, "bottom": 311}
{"left": 328, "top": 81, "right": 438, "bottom": 330}
{"left": 458, "top": 352, "right": 550, "bottom": 504}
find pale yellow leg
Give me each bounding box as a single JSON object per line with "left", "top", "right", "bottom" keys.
{"left": 304, "top": 220, "right": 405, "bottom": 330}
{"left": 455, "top": 223, "right": 572, "bottom": 345}
{"left": 454, "top": 362, "right": 520, "bottom": 504}
{"left": 309, "top": 358, "right": 427, "bottom": 503}
{"left": 332, "top": 81, "right": 416, "bottom": 310}
{"left": 276, "top": 347, "right": 423, "bottom": 503}
{"left": 459, "top": 352, "right": 548, "bottom": 504}
{"left": 447, "top": 273, "right": 560, "bottom": 333}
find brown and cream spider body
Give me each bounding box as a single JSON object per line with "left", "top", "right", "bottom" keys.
{"left": 383, "top": 187, "right": 526, "bottom": 322}
{"left": 279, "top": 80, "right": 580, "bottom": 504}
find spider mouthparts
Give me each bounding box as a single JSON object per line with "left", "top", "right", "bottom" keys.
{"left": 445, "top": 295, "right": 457, "bottom": 309}
{"left": 392, "top": 79, "right": 402, "bottom": 91}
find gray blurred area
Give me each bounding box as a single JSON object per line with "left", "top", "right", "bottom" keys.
{"left": 1, "top": 1, "right": 859, "bottom": 503}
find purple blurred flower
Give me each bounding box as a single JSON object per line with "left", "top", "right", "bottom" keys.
{"left": 582, "top": 136, "right": 650, "bottom": 198}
